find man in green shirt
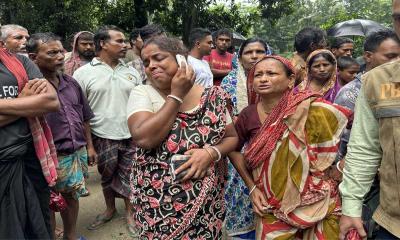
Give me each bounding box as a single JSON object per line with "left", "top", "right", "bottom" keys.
{"left": 339, "top": 0, "right": 400, "bottom": 239}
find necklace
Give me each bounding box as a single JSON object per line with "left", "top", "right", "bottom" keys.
{"left": 259, "top": 101, "right": 272, "bottom": 114}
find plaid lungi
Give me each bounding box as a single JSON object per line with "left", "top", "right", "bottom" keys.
{"left": 93, "top": 136, "right": 134, "bottom": 198}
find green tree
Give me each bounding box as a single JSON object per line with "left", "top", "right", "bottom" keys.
{"left": 0, "top": 0, "right": 99, "bottom": 40}
{"left": 255, "top": 0, "right": 393, "bottom": 55}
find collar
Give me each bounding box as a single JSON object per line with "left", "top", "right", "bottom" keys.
{"left": 389, "top": 59, "right": 400, "bottom": 83}
{"left": 91, "top": 57, "right": 127, "bottom": 67}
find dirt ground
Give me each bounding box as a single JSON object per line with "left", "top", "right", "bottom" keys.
{"left": 55, "top": 166, "right": 138, "bottom": 240}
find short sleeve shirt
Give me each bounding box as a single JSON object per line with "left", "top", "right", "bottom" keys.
{"left": 187, "top": 56, "right": 213, "bottom": 88}
{"left": 203, "top": 49, "right": 233, "bottom": 86}
{"left": 127, "top": 85, "right": 232, "bottom": 124}
{"left": 73, "top": 58, "right": 142, "bottom": 140}
{"left": 0, "top": 54, "right": 43, "bottom": 160}
{"left": 45, "top": 74, "right": 94, "bottom": 154}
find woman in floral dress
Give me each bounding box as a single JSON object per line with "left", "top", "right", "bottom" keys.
{"left": 127, "top": 36, "right": 238, "bottom": 240}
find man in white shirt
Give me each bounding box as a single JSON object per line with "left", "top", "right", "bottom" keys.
{"left": 73, "top": 25, "right": 142, "bottom": 231}
{"left": 187, "top": 28, "right": 214, "bottom": 88}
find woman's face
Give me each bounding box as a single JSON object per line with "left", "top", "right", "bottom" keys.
{"left": 309, "top": 56, "right": 335, "bottom": 83}
{"left": 240, "top": 42, "right": 266, "bottom": 71}
{"left": 253, "top": 58, "right": 292, "bottom": 96}
{"left": 141, "top": 43, "right": 179, "bottom": 90}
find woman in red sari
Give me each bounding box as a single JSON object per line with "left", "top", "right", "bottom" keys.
{"left": 230, "top": 55, "right": 350, "bottom": 239}
{"left": 127, "top": 36, "right": 238, "bottom": 239}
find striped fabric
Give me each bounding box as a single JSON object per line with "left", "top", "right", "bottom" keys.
{"left": 251, "top": 98, "right": 350, "bottom": 239}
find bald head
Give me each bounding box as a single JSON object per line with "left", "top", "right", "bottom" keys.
{"left": 393, "top": 0, "right": 400, "bottom": 38}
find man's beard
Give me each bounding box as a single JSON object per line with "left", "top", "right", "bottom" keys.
{"left": 79, "top": 50, "right": 95, "bottom": 60}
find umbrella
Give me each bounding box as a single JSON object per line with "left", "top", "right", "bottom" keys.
{"left": 327, "top": 19, "right": 386, "bottom": 37}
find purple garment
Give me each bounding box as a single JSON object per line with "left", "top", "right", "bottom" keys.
{"left": 293, "top": 78, "right": 342, "bottom": 103}
{"left": 45, "top": 74, "right": 94, "bottom": 154}
{"left": 323, "top": 78, "right": 342, "bottom": 103}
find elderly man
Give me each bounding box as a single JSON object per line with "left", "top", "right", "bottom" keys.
{"left": 339, "top": 0, "right": 400, "bottom": 239}
{"left": 73, "top": 25, "right": 142, "bottom": 232}
{"left": 27, "top": 32, "right": 95, "bottom": 240}
{"left": 0, "top": 24, "right": 30, "bottom": 54}
{"left": 0, "top": 30, "right": 59, "bottom": 238}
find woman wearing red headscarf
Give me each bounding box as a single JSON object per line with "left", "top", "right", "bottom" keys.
{"left": 229, "top": 55, "right": 351, "bottom": 239}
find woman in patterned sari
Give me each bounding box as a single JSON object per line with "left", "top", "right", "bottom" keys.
{"left": 221, "top": 37, "right": 270, "bottom": 239}
{"left": 127, "top": 36, "right": 238, "bottom": 239}
{"left": 297, "top": 49, "right": 340, "bottom": 103}
{"left": 230, "top": 55, "right": 350, "bottom": 239}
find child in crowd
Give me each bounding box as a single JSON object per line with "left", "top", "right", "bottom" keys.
{"left": 337, "top": 56, "right": 360, "bottom": 86}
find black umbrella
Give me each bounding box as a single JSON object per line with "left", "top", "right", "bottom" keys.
{"left": 327, "top": 19, "right": 386, "bottom": 37}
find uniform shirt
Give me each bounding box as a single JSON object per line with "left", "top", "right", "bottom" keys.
{"left": 339, "top": 85, "right": 381, "bottom": 217}
{"left": 45, "top": 74, "right": 94, "bottom": 154}
{"left": 73, "top": 58, "right": 142, "bottom": 140}
{"left": 0, "top": 55, "right": 43, "bottom": 160}
{"left": 187, "top": 55, "right": 213, "bottom": 88}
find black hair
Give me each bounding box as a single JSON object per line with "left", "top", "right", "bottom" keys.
{"left": 129, "top": 29, "right": 140, "bottom": 42}
{"left": 238, "top": 37, "right": 269, "bottom": 57}
{"left": 143, "top": 36, "right": 187, "bottom": 57}
{"left": 215, "top": 28, "right": 232, "bottom": 40}
{"left": 294, "top": 27, "right": 326, "bottom": 53}
{"left": 94, "top": 25, "right": 123, "bottom": 52}
{"left": 331, "top": 37, "right": 354, "bottom": 49}
{"left": 337, "top": 56, "right": 360, "bottom": 70}
{"left": 139, "top": 24, "right": 165, "bottom": 42}
{"left": 188, "top": 28, "right": 212, "bottom": 49}
{"left": 308, "top": 52, "right": 336, "bottom": 68}
{"left": 364, "top": 29, "right": 400, "bottom": 52}
{"left": 26, "top": 32, "right": 61, "bottom": 53}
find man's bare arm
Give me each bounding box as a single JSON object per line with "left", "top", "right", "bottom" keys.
{"left": 0, "top": 79, "right": 59, "bottom": 117}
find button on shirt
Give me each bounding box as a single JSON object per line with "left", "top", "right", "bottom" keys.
{"left": 45, "top": 74, "right": 94, "bottom": 154}
{"left": 73, "top": 58, "right": 142, "bottom": 140}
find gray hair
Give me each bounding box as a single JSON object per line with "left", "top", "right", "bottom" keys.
{"left": 0, "top": 24, "right": 28, "bottom": 41}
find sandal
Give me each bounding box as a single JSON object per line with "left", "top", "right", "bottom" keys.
{"left": 127, "top": 215, "right": 138, "bottom": 237}
{"left": 55, "top": 227, "right": 64, "bottom": 240}
{"left": 80, "top": 188, "right": 90, "bottom": 197}
{"left": 87, "top": 211, "right": 117, "bottom": 230}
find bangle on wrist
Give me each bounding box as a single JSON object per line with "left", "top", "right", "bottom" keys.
{"left": 167, "top": 94, "right": 183, "bottom": 104}
{"left": 336, "top": 161, "right": 343, "bottom": 174}
{"left": 249, "top": 185, "right": 257, "bottom": 195}
{"left": 204, "top": 147, "right": 215, "bottom": 161}
{"left": 209, "top": 146, "right": 222, "bottom": 162}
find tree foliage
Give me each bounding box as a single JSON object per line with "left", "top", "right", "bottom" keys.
{"left": 0, "top": 0, "right": 290, "bottom": 44}
{"left": 255, "top": 0, "right": 393, "bottom": 55}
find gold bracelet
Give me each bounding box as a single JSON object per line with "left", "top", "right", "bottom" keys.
{"left": 204, "top": 147, "right": 215, "bottom": 160}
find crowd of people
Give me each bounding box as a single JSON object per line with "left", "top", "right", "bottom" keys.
{"left": 1, "top": 1, "right": 400, "bottom": 239}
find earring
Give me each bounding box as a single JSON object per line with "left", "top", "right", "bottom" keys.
{"left": 288, "top": 80, "right": 295, "bottom": 89}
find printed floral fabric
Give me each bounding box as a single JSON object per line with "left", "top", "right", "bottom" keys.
{"left": 130, "top": 86, "right": 231, "bottom": 240}
{"left": 252, "top": 99, "right": 350, "bottom": 239}
{"left": 221, "top": 54, "right": 248, "bottom": 116}
{"left": 225, "top": 148, "right": 255, "bottom": 237}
